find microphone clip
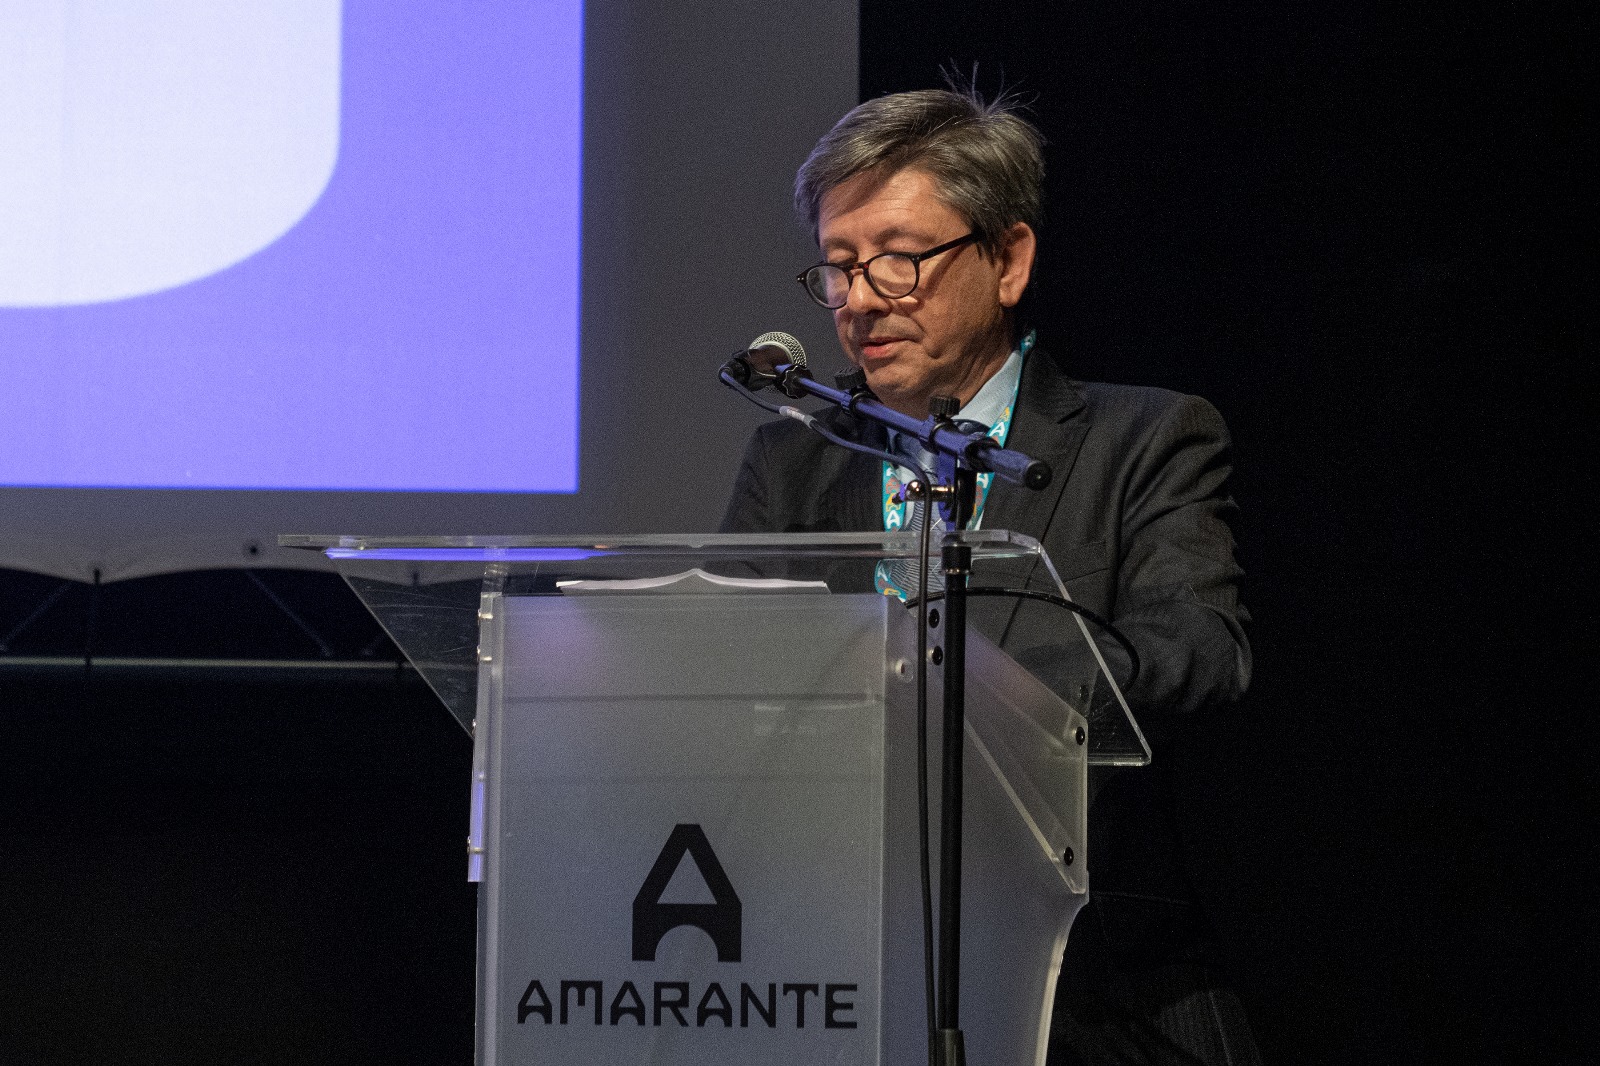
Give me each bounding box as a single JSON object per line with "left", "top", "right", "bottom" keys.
{"left": 721, "top": 349, "right": 812, "bottom": 399}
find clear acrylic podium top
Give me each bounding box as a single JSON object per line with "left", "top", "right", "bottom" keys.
{"left": 281, "top": 530, "right": 1150, "bottom": 765}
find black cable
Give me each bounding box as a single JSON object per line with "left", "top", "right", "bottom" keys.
{"left": 909, "top": 586, "right": 1141, "bottom": 688}
{"left": 718, "top": 368, "right": 791, "bottom": 417}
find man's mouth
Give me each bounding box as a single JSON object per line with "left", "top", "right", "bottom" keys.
{"left": 857, "top": 337, "right": 902, "bottom": 360}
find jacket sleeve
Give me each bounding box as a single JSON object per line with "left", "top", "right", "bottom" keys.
{"left": 1005, "top": 392, "right": 1250, "bottom": 743}
{"left": 1103, "top": 393, "right": 1251, "bottom": 726}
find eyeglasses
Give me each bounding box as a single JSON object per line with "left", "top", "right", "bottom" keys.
{"left": 797, "top": 233, "right": 978, "bottom": 309}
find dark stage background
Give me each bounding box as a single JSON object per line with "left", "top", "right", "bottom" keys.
{"left": 1, "top": 3, "right": 1588, "bottom": 1063}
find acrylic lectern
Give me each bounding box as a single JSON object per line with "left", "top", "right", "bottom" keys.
{"left": 283, "top": 532, "right": 1149, "bottom": 1066}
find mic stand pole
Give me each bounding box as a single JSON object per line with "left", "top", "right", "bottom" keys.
{"left": 769, "top": 362, "right": 1046, "bottom": 1066}
{"left": 934, "top": 460, "right": 976, "bottom": 1066}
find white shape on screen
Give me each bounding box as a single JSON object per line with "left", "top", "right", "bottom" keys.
{"left": 0, "top": 1, "right": 341, "bottom": 307}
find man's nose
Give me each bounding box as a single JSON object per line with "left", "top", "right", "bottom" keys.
{"left": 842, "top": 266, "right": 892, "bottom": 313}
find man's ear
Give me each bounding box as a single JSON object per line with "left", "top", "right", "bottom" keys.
{"left": 996, "top": 222, "right": 1037, "bottom": 308}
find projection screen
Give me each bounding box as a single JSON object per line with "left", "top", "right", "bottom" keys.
{"left": 0, "top": 0, "right": 859, "bottom": 581}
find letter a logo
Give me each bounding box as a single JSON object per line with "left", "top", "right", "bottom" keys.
{"left": 632, "top": 824, "right": 742, "bottom": 962}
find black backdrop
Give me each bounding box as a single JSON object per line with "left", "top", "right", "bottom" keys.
{"left": 1, "top": 3, "right": 1590, "bottom": 1063}
{"left": 853, "top": 1, "right": 1590, "bottom": 1061}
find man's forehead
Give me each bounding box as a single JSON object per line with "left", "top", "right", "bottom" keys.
{"left": 817, "top": 166, "right": 966, "bottom": 247}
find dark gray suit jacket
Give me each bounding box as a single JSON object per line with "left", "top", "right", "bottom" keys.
{"left": 719, "top": 349, "right": 1251, "bottom": 740}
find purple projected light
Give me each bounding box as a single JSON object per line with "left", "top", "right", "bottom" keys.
{"left": 0, "top": 3, "right": 583, "bottom": 492}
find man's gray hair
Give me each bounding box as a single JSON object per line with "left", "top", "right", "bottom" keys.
{"left": 795, "top": 87, "right": 1044, "bottom": 255}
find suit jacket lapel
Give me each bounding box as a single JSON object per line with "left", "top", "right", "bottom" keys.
{"left": 976, "top": 353, "right": 1091, "bottom": 641}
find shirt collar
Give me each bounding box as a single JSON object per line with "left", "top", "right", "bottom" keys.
{"left": 959, "top": 346, "right": 1024, "bottom": 431}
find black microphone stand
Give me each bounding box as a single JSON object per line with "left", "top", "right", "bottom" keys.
{"left": 757, "top": 361, "right": 1051, "bottom": 1066}
{"left": 934, "top": 454, "right": 975, "bottom": 1066}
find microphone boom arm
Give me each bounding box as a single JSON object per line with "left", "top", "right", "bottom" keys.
{"left": 773, "top": 363, "right": 1052, "bottom": 491}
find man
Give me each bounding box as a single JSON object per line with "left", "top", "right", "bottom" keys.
{"left": 721, "top": 87, "right": 1257, "bottom": 1066}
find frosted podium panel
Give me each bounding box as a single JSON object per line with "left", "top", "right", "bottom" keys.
{"left": 479, "top": 593, "right": 886, "bottom": 1063}
{"left": 472, "top": 590, "right": 1088, "bottom": 1065}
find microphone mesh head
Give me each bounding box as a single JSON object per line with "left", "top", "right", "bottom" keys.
{"left": 749, "top": 330, "right": 807, "bottom": 368}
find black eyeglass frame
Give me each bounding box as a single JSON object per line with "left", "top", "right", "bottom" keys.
{"left": 796, "top": 232, "right": 979, "bottom": 309}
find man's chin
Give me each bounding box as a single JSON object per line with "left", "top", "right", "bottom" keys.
{"left": 862, "top": 375, "right": 927, "bottom": 418}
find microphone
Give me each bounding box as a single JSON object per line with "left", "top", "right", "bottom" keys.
{"left": 721, "top": 331, "right": 811, "bottom": 398}
{"left": 748, "top": 330, "right": 806, "bottom": 372}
